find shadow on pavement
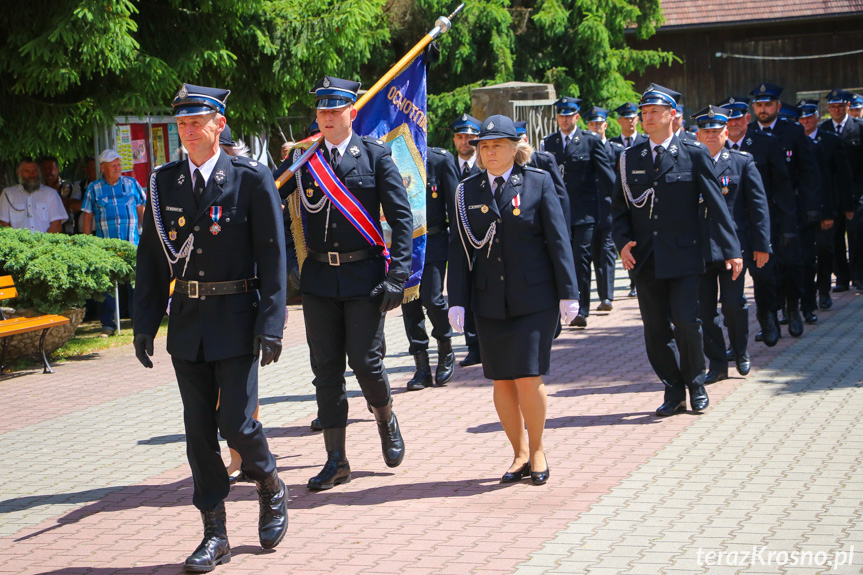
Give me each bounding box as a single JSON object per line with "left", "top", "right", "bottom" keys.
{"left": 466, "top": 412, "right": 662, "bottom": 434}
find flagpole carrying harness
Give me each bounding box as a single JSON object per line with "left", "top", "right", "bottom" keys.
{"left": 149, "top": 171, "right": 195, "bottom": 277}
{"left": 455, "top": 181, "right": 496, "bottom": 271}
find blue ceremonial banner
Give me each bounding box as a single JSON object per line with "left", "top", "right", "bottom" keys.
{"left": 353, "top": 54, "right": 427, "bottom": 303}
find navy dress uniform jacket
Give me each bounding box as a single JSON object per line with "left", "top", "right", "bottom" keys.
{"left": 611, "top": 133, "right": 649, "bottom": 149}
{"left": 526, "top": 149, "right": 570, "bottom": 229}
{"left": 278, "top": 132, "right": 413, "bottom": 296}
{"left": 542, "top": 128, "right": 616, "bottom": 226}
{"left": 447, "top": 164, "right": 579, "bottom": 319}
{"left": 819, "top": 116, "right": 863, "bottom": 208}
{"left": 703, "top": 149, "right": 771, "bottom": 262}
{"left": 426, "top": 147, "right": 458, "bottom": 263}
{"left": 601, "top": 139, "right": 626, "bottom": 228}
{"left": 809, "top": 130, "right": 854, "bottom": 217}
{"left": 749, "top": 120, "right": 822, "bottom": 217}
{"left": 135, "top": 150, "right": 287, "bottom": 362}
{"left": 736, "top": 130, "right": 798, "bottom": 238}
{"left": 611, "top": 136, "right": 741, "bottom": 279}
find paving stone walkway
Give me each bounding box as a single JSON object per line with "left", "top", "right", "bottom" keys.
{"left": 0, "top": 269, "right": 860, "bottom": 574}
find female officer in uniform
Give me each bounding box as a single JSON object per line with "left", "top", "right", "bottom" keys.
{"left": 447, "top": 115, "right": 579, "bottom": 485}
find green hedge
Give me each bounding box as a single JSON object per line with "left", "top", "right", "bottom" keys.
{"left": 0, "top": 228, "right": 136, "bottom": 314}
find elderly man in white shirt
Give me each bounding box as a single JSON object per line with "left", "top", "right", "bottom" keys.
{"left": 0, "top": 158, "right": 67, "bottom": 233}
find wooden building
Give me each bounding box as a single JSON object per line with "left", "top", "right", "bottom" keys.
{"left": 627, "top": 0, "right": 863, "bottom": 113}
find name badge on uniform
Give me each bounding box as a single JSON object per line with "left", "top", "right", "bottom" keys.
{"left": 209, "top": 206, "right": 222, "bottom": 235}
{"left": 632, "top": 170, "right": 646, "bottom": 175}
{"left": 165, "top": 206, "right": 184, "bottom": 212}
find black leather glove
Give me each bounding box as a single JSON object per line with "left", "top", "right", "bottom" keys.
{"left": 805, "top": 210, "right": 822, "bottom": 226}
{"left": 370, "top": 274, "right": 406, "bottom": 313}
{"left": 255, "top": 334, "right": 282, "bottom": 367}
{"left": 780, "top": 233, "right": 799, "bottom": 250}
{"left": 133, "top": 334, "right": 154, "bottom": 369}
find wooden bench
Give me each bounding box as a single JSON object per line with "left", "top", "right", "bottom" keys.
{"left": 0, "top": 275, "right": 70, "bottom": 373}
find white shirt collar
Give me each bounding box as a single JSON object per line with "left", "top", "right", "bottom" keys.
{"left": 808, "top": 128, "right": 819, "bottom": 140}
{"left": 712, "top": 150, "right": 723, "bottom": 162}
{"left": 458, "top": 153, "right": 477, "bottom": 171}
{"left": 324, "top": 131, "right": 353, "bottom": 160}
{"left": 759, "top": 118, "right": 778, "bottom": 131}
{"left": 487, "top": 166, "right": 514, "bottom": 191}
{"left": 649, "top": 134, "right": 675, "bottom": 161}
{"left": 728, "top": 136, "right": 745, "bottom": 148}
{"left": 834, "top": 115, "right": 848, "bottom": 131}
{"left": 188, "top": 149, "right": 222, "bottom": 187}
{"left": 560, "top": 128, "right": 576, "bottom": 141}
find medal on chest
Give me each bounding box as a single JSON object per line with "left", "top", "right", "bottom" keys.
{"left": 169, "top": 229, "right": 177, "bottom": 241}
{"left": 512, "top": 193, "right": 521, "bottom": 216}
{"left": 431, "top": 185, "right": 438, "bottom": 199}
{"left": 720, "top": 176, "right": 730, "bottom": 195}
{"left": 209, "top": 206, "right": 222, "bottom": 235}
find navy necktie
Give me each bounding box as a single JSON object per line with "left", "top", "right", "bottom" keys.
{"left": 654, "top": 146, "right": 665, "bottom": 171}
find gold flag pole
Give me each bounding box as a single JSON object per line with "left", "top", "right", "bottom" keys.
{"left": 275, "top": 3, "right": 464, "bottom": 190}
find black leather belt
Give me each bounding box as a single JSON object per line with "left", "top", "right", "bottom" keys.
{"left": 175, "top": 278, "right": 260, "bottom": 298}
{"left": 427, "top": 223, "right": 448, "bottom": 235}
{"left": 306, "top": 247, "right": 381, "bottom": 266}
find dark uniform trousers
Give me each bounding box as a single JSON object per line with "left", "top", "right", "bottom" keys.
{"left": 700, "top": 262, "right": 747, "bottom": 371}
{"left": 542, "top": 129, "right": 616, "bottom": 316}
{"left": 402, "top": 147, "right": 456, "bottom": 354}
{"left": 634, "top": 257, "right": 704, "bottom": 402}
{"left": 276, "top": 132, "right": 413, "bottom": 429}
{"left": 134, "top": 150, "right": 287, "bottom": 512}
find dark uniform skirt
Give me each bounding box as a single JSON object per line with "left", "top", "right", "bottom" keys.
{"left": 474, "top": 305, "right": 559, "bottom": 380}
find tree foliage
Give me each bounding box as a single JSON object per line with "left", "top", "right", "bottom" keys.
{"left": 0, "top": 0, "right": 671, "bottom": 164}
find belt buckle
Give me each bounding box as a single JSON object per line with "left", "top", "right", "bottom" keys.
{"left": 327, "top": 252, "right": 340, "bottom": 266}
{"left": 188, "top": 281, "right": 199, "bottom": 298}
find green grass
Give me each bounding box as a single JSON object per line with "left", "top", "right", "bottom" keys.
{"left": 6, "top": 317, "right": 169, "bottom": 372}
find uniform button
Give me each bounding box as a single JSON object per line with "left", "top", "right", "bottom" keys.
{"left": 225, "top": 217, "right": 231, "bottom": 222}
{"left": 500, "top": 275, "right": 505, "bottom": 281}
{"left": 200, "top": 295, "right": 207, "bottom": 301}
{"left": 497, "top": 257, "right": 502, "bottom": 262}
{"left": 194, "top": 226, "right": 200, "bottom": 232}
{"left": 333, "top": 242, "right": 339, "bottom": 248}
{"left": 495, "top": 238, "right": 500, "bottom": 243}
{"left": 653, "top": 231, "right": 658, "bottom": 236}
{"left": 198, "top": 270, "right": 205, "bottom": 277}
{"left": 253, "top": 302, "right": 258, "bottom": 308}
{"left": 654, "top": 182, "right": 659, "bottom": 187}
{"left": 653, "top": 215, "right": 658, "bottom": 220}
{"left": 196, "top": 248, "right": 203, "bottom": 254}
{"left": 331, "top": 223, "right": 337, "bottom": 228}
{"left": 497, "top": 219, "right": 501, "bottom": 224}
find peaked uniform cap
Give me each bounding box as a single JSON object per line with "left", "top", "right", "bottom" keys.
{"left": 614, "top": 103, "right": 639, "bottom": 118}
{"left": 310, "top": 76, "right": 361, "bottom": 109}
{"left": 450, "top": 114, "right": 482, "bottom": 134}
{"left": 554, "top": 97, "right": 582, "bottom": 115}
{"left": 749, "top": 83, "right": 783, "bottom": 102}
{"left": 172, "top": 83, "right": 230, "bottom": 117}
{"left": 638, "top": 84, "right": 681, "bottom": 108}
{"left": 584, "top": 107, "right": 609, "bottom": 122}
{"left": 469, "top": 115, "right": 520, "bottom": 145}
{"left": 691, "top": 105, "right": 728, "bottom": 129}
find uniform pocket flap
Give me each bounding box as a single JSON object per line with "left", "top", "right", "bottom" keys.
{"left": 343, "top": 173, "right": 375, "bottom": 188}
{"left": 677, "top": 234, "right": 698, "bottom": 246}
{"left": 665, "top": 171, "right": 693, "bottom": 183}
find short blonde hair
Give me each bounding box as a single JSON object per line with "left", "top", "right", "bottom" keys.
{"left": 475, "top": 139, "right": 533, "bottom": 171}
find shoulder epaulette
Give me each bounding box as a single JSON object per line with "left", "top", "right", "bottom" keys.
{"left": 362, "top": 136, "right": 387, "bottom": 148}
{"left": 610, "top": 141, "right": 625, "bottom": 148}
{"left": 682, "top": 139, "right": 701, "bottom": 147}
{"left": 231, "top": 155, "right": 264, "bottom": 170}
{"left": 153, "top": 159, "right": 182, "bottom": 173}
{"left": 522, "top": 165, "right": 545, "bottom": 174}
{"left": 730, "top": 149, "right": 751, "bottom": 157}
{"left": 429, "top": 147, "right": 448, "bottom": 156}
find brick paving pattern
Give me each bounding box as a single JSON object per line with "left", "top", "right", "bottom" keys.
{"left": 0, "top": 268, "right": 860, "bottom": 574}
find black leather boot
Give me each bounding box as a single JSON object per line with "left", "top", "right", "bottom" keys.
{"left": 371, "top": 403, "right": 405, "bottom": 468}
{"left": 183, "top": 502, "right": 230, "bottom": 573}
{"left": 406, "top": 350, "right": 432, "bottom": 391}
{"left": 307, "top": 428, "right": 351, "bottom": 491}
{"left": 758, "top": 309, "right": 780, "bottom": 347}
{"left": 256, "top": 470, "right": 288, "bottom": 549}
{"left": 435, "top": 338, "right": 455, "bottom": 386}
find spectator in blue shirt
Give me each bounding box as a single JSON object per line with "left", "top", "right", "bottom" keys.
{"left": 81, "top": 149, "right": 146, "bottom": 336}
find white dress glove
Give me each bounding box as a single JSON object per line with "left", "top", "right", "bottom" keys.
{"left": 448, "top": 306, "right": 466, "bottom": 333}
{"left": 560, "top": 299, "right": 580, "bottom": 325}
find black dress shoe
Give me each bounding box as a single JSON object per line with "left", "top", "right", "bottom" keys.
{"left": 310, "top": 418, "right": 323, "bottom": 432}
{"left": 570, "top": 314, "right": 587, "bottom": 327}
{"left": 228, "top": 470, "right": 250, "bottom": 486}
{"left": 804, "top": 311, "right": 818, "bottom": 324}
{"left": 628, "top": 286, "right": 637, "bottom": 297}
{"left": 372, "top": 404, "right": 405, "bottom": 468}
{"left": 459, "top": 347, "right": 482, "bottom": 367}
{"left": 688, "top": 384, "right": 709, "bottom": 411}
{"left": 596, "top": 300, "right": 613, "bottom": 312}
{"left": 184, "top": 503, "right": 231, "bottom": 573}
{"left": 500, "top": 462, "right": 530, "bottom": 484}
{"left": 736, "top": 353, "right": 751, "bottom": 376}
{"left": 308, "top": 428, "right": 352, "bottom": 491}
{"left": 833, "top": 283, "right": 849, "bottom": 293}
{"left": 256, "top": 471, "right": 288, "bottom": 550}
{"left": 760, "top": 311, "right": 780, "bottom": 347}
{"left": 656, "top": 400, "right": 686, "bottom": 417}
{"left": 819, "top": 295, "right": 833, "bottom": 310}
{"left": 787, "top": 310, "right": 804, "bottom": 337}
{"left": 530, "top": 465, "right": 549, "bottom": 485}
{"left": 435, "top": 338, "right": 455, "bottom": 386}
{"left": 704, "top": 370, "right": 728, "bottom": 385}
{"left": 726, "top": 347, "right": 735, "bottom": 362}
{"left": 406, "top": 350, "right": 433, "bottom": 391}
